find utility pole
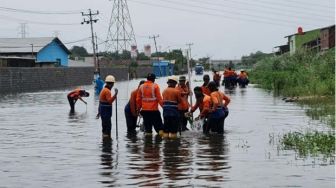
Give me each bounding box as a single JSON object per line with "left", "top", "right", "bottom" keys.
{"left": 81, "top": 9, "right": 99, "bottom": 73}
{"left": 186, "top": 42, "right": 194, "bottom": 109}
{"left": 149, "top": 34, "right": 161, "bottom": 76}
{"left": 95, "top": 33, "right": 100, "bottom": 74}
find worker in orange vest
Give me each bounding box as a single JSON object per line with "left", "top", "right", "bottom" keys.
{"left": 237, "top": 70, "right": 249, "bottom": 87}
{"left": 162, "top": 76, "right": 183, "bottom": 139}
{"left": 201, "top": 74, "right": 211, "bottom": 95}
{"left": 99, "top": 75, "right": 118, "bottom": 138}
{"left": 124, "top": 80, "right": 145, "bottom": 134}
{"left": 67, "top": 89, "right": 89, "bottom": 113}
{"left": 213, "top": 70, "right": 221, "bottom": 87}
{"left": 208, "top": 81, "right": 230, "bottom": 134}
{"left": 136, "top": 73, "right": 164, "bottom": 136}
{"left": 186, "top": 86, "right": 212, "bottom": 133}
{"left": 177, "top": 76, "right": 190, "bottom": 131}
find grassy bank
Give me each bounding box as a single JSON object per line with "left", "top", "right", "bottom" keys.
{"left": 250, "top": 48, "right": 335, "bottom": 97}
{"left": 250, "top": 48, "right": 335, "bottom": 127}
{"left": 250, "top": 49, "right": 335, "bottom": 158}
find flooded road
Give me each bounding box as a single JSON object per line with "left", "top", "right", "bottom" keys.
{"left": 0, "top": 73, "right": 334, "bottom": 187}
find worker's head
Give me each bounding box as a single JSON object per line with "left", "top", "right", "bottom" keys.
{"left": 147, "top": 73, "right": 156, "bottom": 82}
{"left": 105, "top": 75, "right": 115, "bottom": 88}
{"left": 194, "top": 86, "right": 204, "bottom": 99}
{"left": 207, "top": 81, "right": 218, "bottom": 92}
{"left": 80, "top": 90, "right": 90, "bottom": 97}
{"left": 139, "top": 80, "right": 145, "bottom": 86}
{"left": 167, "top": 75, "right": 178, "bottom": 87}
{"left": 203, "top": 74, "right": 210, "bottom": 83}
{"left": 179, "top": 76, "right": 187, "bottom": 86}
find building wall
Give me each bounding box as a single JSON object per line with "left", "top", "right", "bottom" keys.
{"left": 295, "top": 29, "right": 320, "bottom": 50}
{"left": 0, "top": 66, "right": 153, "bottom": 94}
{"left": 37, "top": 41, "right": 69, "bottom": 66}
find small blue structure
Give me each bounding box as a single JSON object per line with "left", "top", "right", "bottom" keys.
{"left": 195, "top": 64, "right": 204, "bottom": 75}
{"left": 153, "top": 60, "right": 174, "bottom": 77}
{"left": 0, "top": 37, "right": 71, "bottom": 67}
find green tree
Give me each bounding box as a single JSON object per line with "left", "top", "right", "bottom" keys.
{"left": 70, "top": 46, "right": 88, "bottom": 59}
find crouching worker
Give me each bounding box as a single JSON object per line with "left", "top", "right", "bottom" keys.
{"left": 208, "top": 81, "right": 230, "bottom": 134}
{"left": 99, "top": 75, "right": 118, "bottom": 138}
{"left": 67, "top": 89, "right": 89, "bottom": 113}
{"left": 124, "top": 80, "right": 145, "bottom": 134}
{"left": 162, "top": 76, "right": 182, "bottom": 139}
{"left": 186, "top": 86, "right": 212, "bottom": 133}
{"left": 136, "top": 73, "right": 164, "bottom": 137}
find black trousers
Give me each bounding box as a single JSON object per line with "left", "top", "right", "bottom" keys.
{"left": 67, "top": 96, "right": 77, "bottom": 112}
{"left": 163, "top": 116, "right": 179, "bottom": 134}
{"left": 140, "top": 110, "right": 163, "bottom": 134}
{"left": 179, "top": 110, "right": 189, "bottom": 131}
{"left": 125, "top": 112, "right": 137, "bottom": 133}
{"left": 101, "top": 118, "right": 112, "bottom": 136}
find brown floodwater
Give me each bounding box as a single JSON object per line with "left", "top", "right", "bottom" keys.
{"left": 0, "top": 73, "right": 334, "bottom": 187}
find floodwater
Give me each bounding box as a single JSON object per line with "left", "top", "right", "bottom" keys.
{"left": 0, "top": 73, "right": 334, "bottom": 188}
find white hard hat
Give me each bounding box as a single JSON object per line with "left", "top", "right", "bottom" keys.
{"left": 105, "top": 75, "right": 115, "bottom": 83}
{"left": 168, "top": 75, "right": 178, "bottom": 83}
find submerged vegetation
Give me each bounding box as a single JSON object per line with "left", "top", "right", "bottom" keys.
{"left": 281, "top": 131, "right": 335, "bottom": 158}
{"left": 249, "top": 48, "right": 335, "bottom": 158}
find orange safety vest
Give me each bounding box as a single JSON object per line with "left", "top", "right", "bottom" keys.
{"left": 177, "top": 85, "right": 190, "bottom": 111}
{"left": 191, "top": 95, "right": 212, "bottom": 118}
{"left": 136, "top": 81, "right": 163, "bottom": 111}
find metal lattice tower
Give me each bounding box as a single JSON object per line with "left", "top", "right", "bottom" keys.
{"left": 105, "top": 0, "right": 137, "bottom": 53}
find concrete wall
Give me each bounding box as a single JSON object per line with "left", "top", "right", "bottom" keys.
{"left": 0, "top": 66, "right": 153, "bottom": 94}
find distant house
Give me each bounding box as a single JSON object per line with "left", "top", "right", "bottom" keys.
{"left": 0, "top": 37, "right": 71, "bottom": 67}
{"left": 153, "top": 60, "right": 175, "bottom": 77}
{"left": 274, "top": 44, "right": 290, "bottom": 55}
{"left": 284, "top": 25, "right": 335, "bottom": 54}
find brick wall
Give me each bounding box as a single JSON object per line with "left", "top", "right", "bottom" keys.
{"left": 0, "top": 66, "right": 153, "bottom": 94}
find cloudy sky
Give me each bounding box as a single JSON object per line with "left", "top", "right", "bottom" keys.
{"left": 0, "top": 0, "right": 334, "bottom": 59}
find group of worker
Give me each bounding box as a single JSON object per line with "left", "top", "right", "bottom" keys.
{"left": 212, "top": 68, "right": 249, "bottom": 88}
{"left": 124, "top": 73, "right": 231, "bottom": 139}
{"left": 67, "top": 72, "right": 231, "bottom": 139}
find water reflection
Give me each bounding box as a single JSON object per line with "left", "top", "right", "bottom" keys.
{"left": 99, "top": 138, "right": 117, "bottom": 186}
{"left": 196, "top": 134, "right": 230, "bottom": 183}
{"left": 162, "top": 138, "right": 193, "bottom": 186}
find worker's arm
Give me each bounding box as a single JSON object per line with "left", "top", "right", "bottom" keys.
{"left": 155, "top": 84, "right": 163, "bottom": 107}
{"left": 78, "top": 97, "right": 87, "bottom": 104}
{"left": 222, "top": 94, "right": 230, "bottom": 107}
{"left": 136, "top": 86, "right": 142, "bottom": 112}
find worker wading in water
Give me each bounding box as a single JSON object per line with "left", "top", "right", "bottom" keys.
{"left": 136, "top": 73, "right": 164, "bottom": 137}
{"left": 201, "top": 74, "right": 211, "bottom": 95}
{"left": 99, "top": 75, "right": 118, "bottom": 138}
{"left": 187, "top": 86, "right": 212, "bottom": 133}
{"left": 124, "top": 80, "right": 145, "bottom": 134}
{"left": 208, "top": 81, "right": 230, "bottom": 134}
{"left": 67, "top": 89, "right": 89, "bottom": 113}
{"left": 177, "top": 76, "right": 191, "bottom": 131}
{"left": 162, "top": 76, "right": 182, "bottom": 139}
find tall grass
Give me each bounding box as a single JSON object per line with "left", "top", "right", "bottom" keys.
{"left": 251, "top": 49, "right": 335, "bottom": 159}
{"left": 250, "top": 48, "right": 335, "bottom": 97}
{"left": 250, "top": 48, "right": 335, "bottom": 128}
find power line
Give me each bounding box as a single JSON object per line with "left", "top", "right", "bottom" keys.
{"left": 127, "top": 0, "right": 318, "bottom": 27}
{"left": 0, "top": 14, "right": 79, "bottom": 26}
{"left": 185, "top": 0, "right": 333, "bottom": 22}
{"left": 0, "top": 6, "right": 83, "bottom": 14}
{"left": 152, "top": 0, "right": 328, "bottom": 26}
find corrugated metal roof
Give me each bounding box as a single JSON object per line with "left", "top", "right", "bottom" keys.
{"left": 0, "top": 37, "right": 57, "bottom": 53}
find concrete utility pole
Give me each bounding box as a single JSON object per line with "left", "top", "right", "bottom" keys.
{"left": 149, "top": 34, "right": 161, "bottom": 75}
{"left": 81, "top": 9, "right": 99, "bottom": 73}
{"left": 186, "top": 42, "right": 194, "bottom": 108}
